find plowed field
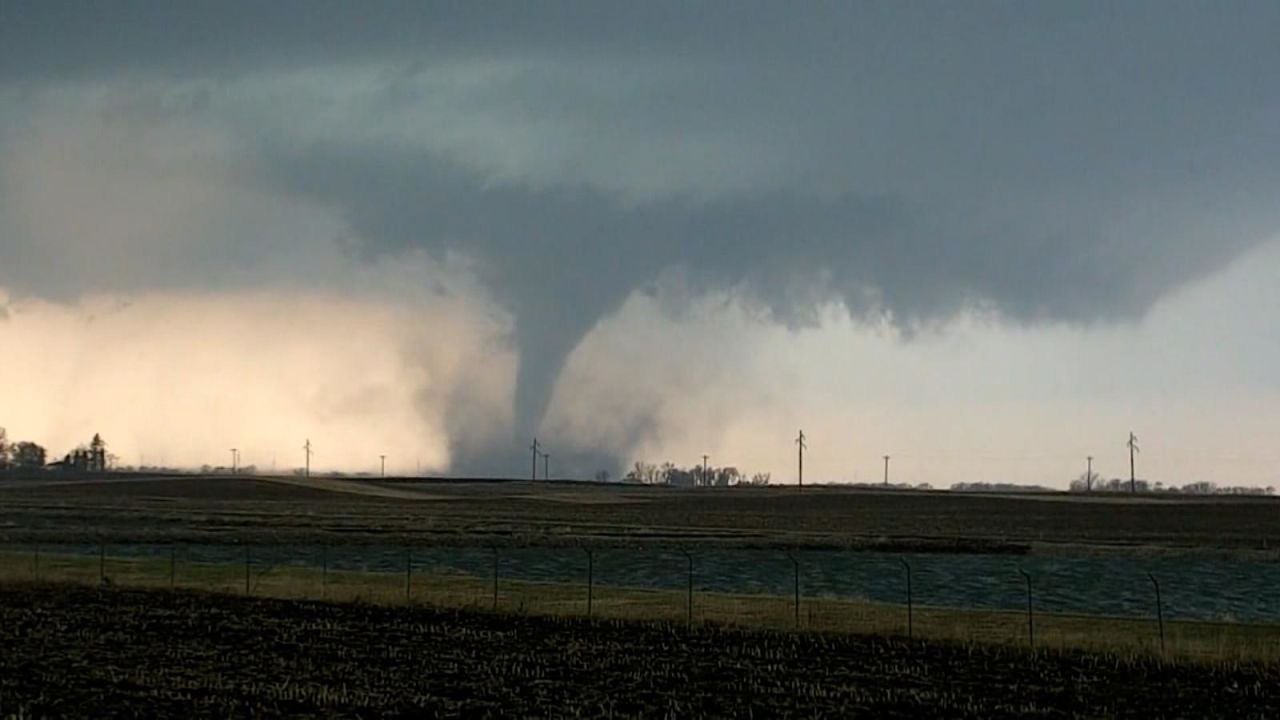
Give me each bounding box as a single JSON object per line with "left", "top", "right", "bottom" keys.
{"left": 1, "top": 585, "right": 1276, "bottom": 718}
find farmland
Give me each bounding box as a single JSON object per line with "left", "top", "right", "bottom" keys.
{"left": 2, "top": 474, "right": 1278, "bottom": 551}
{"left": 3, "top": 476, "right": 1280, "bottom": 715}
{"left": 4, "top": 545, "right": 1280, "bottom": 665}
{"left": 2, "top": 475, "right": 1280, "bottom": 663}
{"left": 3, "top": 584, "right": 1279, "bottom": 718}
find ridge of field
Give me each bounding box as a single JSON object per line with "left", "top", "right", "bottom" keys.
{"left": 2, "top": 584, "right": 1277, "bottom": 719}
{"left": 2, "top": 474, "right": 1278, "bottom": 553}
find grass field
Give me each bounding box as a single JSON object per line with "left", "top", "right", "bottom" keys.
{"left": 4, "top": 547, "right": 1279, "bottom": 665}
{"left": 2, "top": 584, "right": 1278, "bottom": 718}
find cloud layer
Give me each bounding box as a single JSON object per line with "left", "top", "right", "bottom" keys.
{"left": 2, "top": 2, "right": 1278, "bottom": 478}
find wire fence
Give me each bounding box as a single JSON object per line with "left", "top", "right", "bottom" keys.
{"left": 2, "top": 541, "right": 1277, "bottom": 661}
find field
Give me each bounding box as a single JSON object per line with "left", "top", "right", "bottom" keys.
{"left": 3, "top": 474, "right": 1280, "bottom": 715}
{"left": 2, "top": 474, "right": 1278, "bottom": 551}
{"left": 3, "top": 584, "right": 1279, "bottom": 718}
{"left": 5, "top": 545, "right": 1280, "bottom": 665}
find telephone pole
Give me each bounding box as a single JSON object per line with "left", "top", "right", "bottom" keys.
{"left": 1127, "top": 432, "right": 1140, "bottom": 493}
{"left": 883, "top": 455, "right": 890, "bottom": 486}
{"left": 530, "top": 438, "right": 541, "bottom": 481}
{"left": 702, "top": 454, "right": 710, "bottom": 487}
{"left": 796, "top": 430, "right": 806, "bottom": 491}
{"left": 303, "top": 439, "right": 313, "bottom": 479}
{"left": 542, "top": 452, "right": 550, "bottom": 481}
{"left": 230, "top": 448, "right": 238, "bottom": 475}
{"left": 1086, "top": 455, "right": 1093, "bottom": 491}
{"left": 380, "top": 454, "right": 386, "bottom": 478}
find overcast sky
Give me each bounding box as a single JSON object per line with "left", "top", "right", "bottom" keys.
{"left": 1, "top": 2, "right": 1277, "bottom": 485}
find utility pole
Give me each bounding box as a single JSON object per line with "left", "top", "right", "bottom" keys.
{"left": 380, "top": 454, "right": 386, "bottom": 478}
{"left": 883, "top": 455, "right": 890, "bottom": 486}
{"left": 1086, "top": 456, "right": 1094, "bottom": 491}
{"left": 542, "top": 452, "right": 550, "bottom": 481}
{"left": 796, "top": 430, "right": 806, "bottom": 491}
{"left": 303, "top": 439, "right": 313, "bottom": 479}
{"left": 530, "top": 438, "right": 541, "bottom": 481}
{"left": 1127, "top": 432, "right": 1140, "bottom": 494}
{"left": 702, "top": 454, "right": 710, "bottom": 487}
{"left": 230, "top": 448, "right": 238, "bottom": 475}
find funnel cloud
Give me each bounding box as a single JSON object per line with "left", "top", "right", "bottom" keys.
{"left": 1, "top": 2, "right": 1278, "bottom": 479}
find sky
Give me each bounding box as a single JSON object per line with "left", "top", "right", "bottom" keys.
{"left": 0, "top": 1, "right": 1277, "bottom": 485}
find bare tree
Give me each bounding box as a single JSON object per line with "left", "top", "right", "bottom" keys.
{"left": 626, "top": 461, "right": 660, "bottom": 484}
{"left": 658, "top": 462, "right": 676, "bottom": 485}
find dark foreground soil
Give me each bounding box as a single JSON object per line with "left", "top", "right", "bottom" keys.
{"left": 0, "top": 585, "right": 1276, "bottom": 719}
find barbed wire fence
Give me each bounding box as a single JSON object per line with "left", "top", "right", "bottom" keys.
{"left": 0, "top": 540, "right": 1271, "bottom": 660}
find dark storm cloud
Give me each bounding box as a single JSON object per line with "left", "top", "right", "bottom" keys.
{"left": 2, "top": 0, "right": 1279, "bottom": 465}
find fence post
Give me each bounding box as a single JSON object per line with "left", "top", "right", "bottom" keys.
{"left": 99, "top": 539, "right": 106, "bottom": 586}
{"left": 169, "top": 545, "right": 176, "bottom": 590}
{"left": 585, "top": 548, "right": 594, "bottom": 618}
{"left": 405, "top": 547, "right": 412, "bottom": 604}
{"left": 1018, "top": 568, "right": 1034, "bottom": 649}
{"left": 899, "top": 558, "right": 913, "bottom": 640}
{"left": 491, "top": 545, "right": 500, "bottom": 611}
{"left": 1148, "top": 572, "right": 1165, "bottom": 655}
{"left": 786, "top": 552, "right": 800, "bottom": 628}
{"left": 244, "top": 545, "right": 251, "bottom": 595}
{"left": 681, "top": 549, "right": 694, "bottom": 628}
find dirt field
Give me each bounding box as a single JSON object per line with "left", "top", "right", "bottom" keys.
{"left": 1, "top": 474, "right": 1278, "bottom": 552}
{"left": 1, "top": 584, "right": 1277, "bottom": 718}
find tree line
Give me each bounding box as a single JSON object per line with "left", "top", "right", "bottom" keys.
{"left": 622, "top": 461, "right": 771, "bottom": 487}
{"left": 1068, "top": 472, "right": 1275, "bottom": 495}
{"left": 0, "top": 427, "right": 111, "bottom": 473}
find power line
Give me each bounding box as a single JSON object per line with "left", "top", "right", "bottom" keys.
{"left": 795, "top": 430, "right": 806, "bottom": 491}
{"left": 1128, "top": 432, "right": 1140, "bottom": 494}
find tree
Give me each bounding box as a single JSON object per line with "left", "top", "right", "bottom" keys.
{"left": 667, "top": 467, "right": 696, "bottom": 488}
{"left": 11, "top": 442, "right": 46, "bottom": 470}
{"left": 714, "top": 466, "right": 741, "bottom": 487}
{"left": 90, "top": 433, "right": 107, "bottom": 471}
{"left": 1069, "top": 470, "right": 1101, "bottom": 492}
{"left": 642, "top": 462, "right": 660, "bottom": 484}
{"left": 0, "top": 427, "right": 9, "bottom": 470}
{"left": 659, "top": 462, "right": 676, "bottom": 485}
{"left": 625, "top": 461, "right": 660, "bottom": 484}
